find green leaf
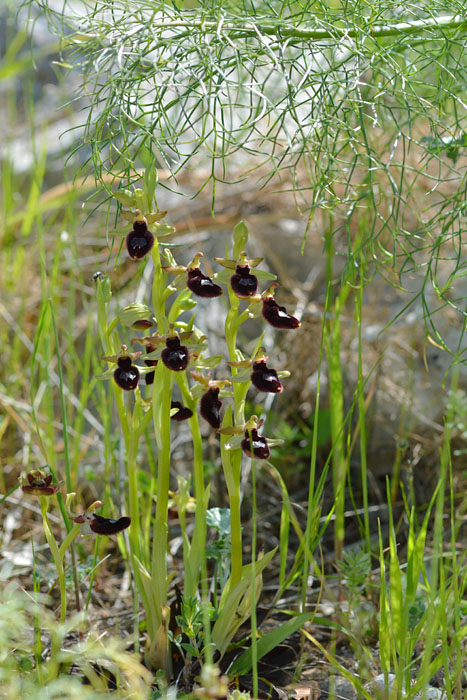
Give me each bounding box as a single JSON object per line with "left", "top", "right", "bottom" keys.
{"left": 212, "top": 548, "right": 276, "bottom": 657}
{"left": 228, "top": 612, "right": 313, "bottom": 676}
{"left": 194, "top": 354, "right": 223, "bottom": 369}
{"left": 153, "top": 223, "right": 176, "bottom": 237}
{"left": 206, "top": 507, "right": 231, "bottom": 536}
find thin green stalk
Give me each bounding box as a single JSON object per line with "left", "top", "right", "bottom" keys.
{"left": 95, "top": 275, "right": 130, "bottom": 447}
{"left": 176, "top": 372, "right": 207, "bottom": 598}
{"left": 224, "top": 291, "right": 245, "bottom": 589}
{"left": 300, "top": 316, "right": 325, "bottom": 612}
{"left": 85, "top": 537, "right": 100, "bottom": 612}
{"left": 323, "top": 225, "right": 351, "bottom": 561}
{"left": 127, "top": 396, "right": 143, "bottom": 563}
{"left": 250, "top": 458, "right": 258, "bottom": 699}
{"left": 49, "top": 300, "right": 81, "bottom": 613}
{"left": 151, "top": 240, "right": 168, "bottom": 333}
{"left": 32, "top": 538, "right": 43, "bottom": 686}
{"left": 151, "top": 363, "right": 175, "bottom": 626}
{"left": 228, "top": 470, "right": 243, "bottom": 588}
{"left": 58, "top": 523, "right": 82, "bottom": 561}
{"left": 201, "top": 554, "right": 213, "bottom": 666}
{"left": 355, "top": 279, "right": 370, "bottom": 553}
{"left": 40, "top": 497, "right": 67, "bottom": 623}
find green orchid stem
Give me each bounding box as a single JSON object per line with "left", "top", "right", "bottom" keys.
{"left": 96, "top": 278, "right": 130, "bottom": 446}
{"left": 128, "top": 393, "right": 143, "bottom": 563}
{"left": 151, "top": 362, "right": 175, "bottom": 629}
{"left": 176, "top": 372, "right": 207, "bottom": 598}
{"left": 228, "top": 462, "right": 243, "bottom": 588}
{"left": 106, "top": 317, "right": 119, "bottom": 336}
{"left": 58, "top": 523, "right": 82, "bottom": 561}
{"left": 224, "top": 289, "right": 250, "bottom": 590}
{"left": 40, "top": 497, "right": 67, "bottom": 622}
{"left": 151, "top": 239, "right": 168, "bottom": 332}
{"left": 126, "top": 393, "right": 155, "bottom": 633}
{"left": 250, "top": 458, "right": 258, "bottom": 699}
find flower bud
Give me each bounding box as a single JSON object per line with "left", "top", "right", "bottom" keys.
{"left": 94, "top": 272, "right": 112, "bottom": 303}
{"left": 118, "top": 302, "right": 153, "bottom": 327}
{"left": 233, "top": 221, "right": 249, "bottom": 251}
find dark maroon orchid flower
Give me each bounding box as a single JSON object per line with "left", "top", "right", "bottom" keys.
{"left": 251, "top": 361, "right": 283, "bottom": 393}
{"left": 21, "top": 469, "right": 59, "bottom": 496}
{"left": 71, "top": 501, "right": 131, "bottom": 536}
{"left": 88, "top": 513, "right": 131, "bottom": 535}
{"left": 199, "top": 387, "right": 222, "bottom": 429}
{"left": 171, "top": 401, "right": 194, "bottom": 422}
{"left": 262, "top": 297, "right": 300, "bottom": 330}
{"left": 161, "top": 336, "right": 190, "bottom": 372}
{"left": 241, "top": 429, "right": 270, "bottom": 460}
{"left": 187, "top": 268, "right": 223, "bottom": 298}
{"left": 114, "top": 356, "right": 140, "bottom": 390}
{"left": 126, "top": 220, "right": 154, "bottom": 259}
{"left": 230, "top": 264, "right": 258, "bottom": 298}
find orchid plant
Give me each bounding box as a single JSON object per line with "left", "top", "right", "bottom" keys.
{"left": 20, "top": 467, "right": 130, "bottom": 622}
{"left": 91, "top": 183, "right": 300, "bottom": 673}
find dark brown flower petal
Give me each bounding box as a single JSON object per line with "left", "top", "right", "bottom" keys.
{"left": 126, "top": 221, "right": 154, "bottom": 259}
{"left": 251, "top": 361, "right": 283, "bottom": 393}
{"left": 114, "top": 356, "right": 140, "bottom": 390}
{"left": 262, "top": 298, "right": 300, "bottom": 330}
{"left": 21, "top": 469, "right": 59, "bottom": 496}
{"left": 144, "top": 359, "right": 158, "bottom": 385}
{"left": 199, "top": 387, "right": 222, "bottom": 429}
{"left": 22, "top": 484, "right": 58, "bottom": 496}
{"left": 241, "top": 429, "right": 270, "bottom": 460}
{"left": 230, "top": 265, "right": 258, "bottom": 298}
{"left": 187, "top": 269, "right": 223, "bottom": 298}
{"left": 170, "top": 401, "right": 194, "bottom": 422}
{"left": 89, "top": 514, "right": 131, "bottom": 535}
{"left": 161, "top": 337, "right": 190, "bottom": 372}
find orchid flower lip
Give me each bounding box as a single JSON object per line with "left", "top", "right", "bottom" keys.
{"left": 89, "top": 514, "right": 131, "bottom": 536}
{"left": 230, "top": 265, "right": 258, "bottom": 298}
{"left": 170, "top": 401, "right": 194, "bottom": 421}
{"left": 187, "top": 268, "right": 223, "bottom": 298}
{"left": 241, "top": 428, "right": 270, "bottom": 460}
{"left": 199, "top": 387, "right": 223, "bottom": 429}
{"left": 126, "top": 219, "right": 154, "bottom": 259}
{"left": 251, "top": 360, "right": 283, "bottom": 393}
{"left": 262, "top": 297, "right": 301, "bottom": 330}
{"left": 114, "top": 356, "right": 140, "bottom": 390}
{"left": 161, "top": 336, "right": 190, "bottom": 371}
